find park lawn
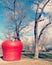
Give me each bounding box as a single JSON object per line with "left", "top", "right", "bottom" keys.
{"left": 39, "top": 52, "right": 52, "bottom": 61}
{"left": 22, "top": 51, "right": 52, "bottom": 62}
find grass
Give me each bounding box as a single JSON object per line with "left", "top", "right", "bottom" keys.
{"left": 39, "top": 52, "right": 52, "bottom": 62}
{"left": 22, "top": 51, "right": 52, "bottom": 61}
{"left": 39, "top": 52, "right": 52, "bottom": 58}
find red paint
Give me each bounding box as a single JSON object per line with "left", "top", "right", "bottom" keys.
{"left": 2, "top": 40, "right": 23, "bottom": 61}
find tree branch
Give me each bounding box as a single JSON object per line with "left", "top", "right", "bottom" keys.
{"left": 35, "top": 0, "right": 40, "bottom": 21}
{"left": 38, "top": 22, "right": 51, "bottom": 40}
{"left": 19, "top": 23, "right": 30, "bottom": 32}
{"left": 4, "top": 0, "right": 11, "bottom": 6}
{"left": 20, "top": 27, "right": 33, "bottom": 36}
{"left": 0, "top": 0, "right": 13, "bottom": 12}
{"left": 38, "top": 19, "right": 44, "bottom": 22}
{"left": 5, "top": 6, "right": 13, "bottom": 11}
{"left": 18, "top": 16, "right": 25, "bottom": 28}
{"left": 37, "top": 0, "right": 50, "bottom": 20}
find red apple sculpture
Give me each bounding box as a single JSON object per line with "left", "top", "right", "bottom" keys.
{"left": 2, "top": 40, "right": 23, "bottom": 61}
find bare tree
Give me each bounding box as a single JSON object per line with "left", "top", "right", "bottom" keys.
{"left": 0, "top": 0, "right": 32, "bottom": 41}
{"left": 29, "top": 0, "right": 51, "bottom": 58}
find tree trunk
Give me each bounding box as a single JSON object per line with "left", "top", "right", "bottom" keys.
{"left": 17, "top": 32, "right": 20, "bottom": 41}
{"left": 34, "top": 39, "right": 39, "bottom": 59}
{"left": 34, "top": 20, "right": 39, "bottom": 59}
{"left": 13, "top": 0, "right": 20, "bottom": 41}
{"left": 15, "top": 32, "right": 20, "bottom": 41}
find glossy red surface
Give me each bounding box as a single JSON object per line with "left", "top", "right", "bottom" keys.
{"left": 2, "top": 40, "right": 23, "bottom": 61}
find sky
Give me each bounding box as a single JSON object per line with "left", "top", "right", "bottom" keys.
{"left": 0, "top": 0, "right": 52, "bottom": 41}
